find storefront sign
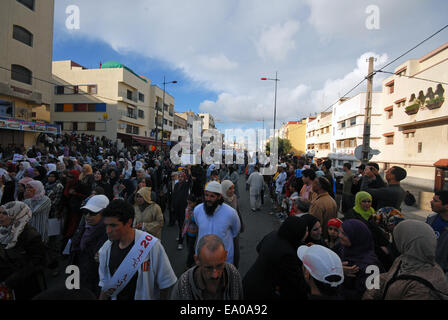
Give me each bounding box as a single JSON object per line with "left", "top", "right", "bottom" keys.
{"left": 0, "top": 117, "right": 60, "bottom": 135}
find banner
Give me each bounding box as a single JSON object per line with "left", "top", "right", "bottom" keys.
{"left": 0, "top": 117, "right": 60, "bottom": 135}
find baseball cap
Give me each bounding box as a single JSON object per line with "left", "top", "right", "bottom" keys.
{"left": 81, "top": 195, "right": 110, "bottom": 213}
{"left": 297, "top": 245, "right": 344, "bottom": 287}
{"left": 204, "top": 181, "right": 222, "bottom": 195}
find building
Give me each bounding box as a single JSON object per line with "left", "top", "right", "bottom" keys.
{"left": 174, "top": 113, "right": 187, "bottom": 130}
{"left": 329, "top": 92, "right": 382, "bottom": 170}
{"left": 176, "top": 110, "right": 203, "bottom": 136}
{"left": 150, "top": 85, "right": 175, "bottom": 145}
{"left": 280, "top": 120, "right": 307, "bottom": 155}
{"left": 198, "top": 113, "right": 216, "bottom": 131}
{"left": 305, "top": 112, "right": 332, "bottom": 159}
{"left": 52, "top": 60, "right": 154, "bottom": 147}
{"left": 376, "top": 41, "right": 448, "bottom": 196}
{"left": 0, "top": 0, "right": 57, "bottom": 148}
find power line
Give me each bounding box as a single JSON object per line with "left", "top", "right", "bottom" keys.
{"left": 376, "top": 70, "right": 448, "bottom": 86}
{"left": 376, "top": 24, "right": 448, "bottom": 72}
{"left": 315, "top": 24, "right": 448, "bottom": 116}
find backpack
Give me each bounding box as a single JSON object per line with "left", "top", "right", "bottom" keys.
{"left": 404, "top": 191, "right": 416, "bottom": 206}
{"left": 382, "top": 261, "right": 447, "bottom": 300}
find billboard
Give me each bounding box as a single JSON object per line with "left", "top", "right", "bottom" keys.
{"left": 0, "top": 117, "right": 60, "bottom": 135}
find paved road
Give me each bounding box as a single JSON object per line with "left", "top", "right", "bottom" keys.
{"left": 161, "top": 173, "right": 279, "bottom": 279}
{"left": 45, "top": 175, "right": 427, "bottom": 293}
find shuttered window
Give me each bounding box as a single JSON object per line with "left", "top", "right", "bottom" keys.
{"left": 11, "top": 64, "right": 32, "bottom": 84}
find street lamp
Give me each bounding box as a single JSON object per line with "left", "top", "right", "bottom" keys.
{"left": 261, "top": 72, "right": 279, "bottom": 152}
{"left": 156, "top": 76, "right": 177, "bottom": 152}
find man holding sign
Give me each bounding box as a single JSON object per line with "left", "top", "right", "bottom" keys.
{"left": 98, "top": 200, "right": 177, "bottom": 300}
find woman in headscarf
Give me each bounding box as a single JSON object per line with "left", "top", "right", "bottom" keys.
{"left": 45, "top": 163, "right": 57, "bottom": 176}
{"left": 301, "top": 213, "right": 323, "bottom": 246}
{"left": 33, "top": 166, "right": 48, "bottom": 184}
{"left": 45, "top": 171, "right": 64, "bottom": 219}
{"left": 92, "top": 169, "right": 113, "bottom": 200}
{"left": 363, "top": 220, "right": 448, "bottom": 300}
{"left": 0, "top": 201, "right": 47, "bottom": 300}
{"left": 79, "top": 164, "right": 94, "bottom": 196}
{"left": 346, "top": 192, "right": 394, "bottom": 271}
{"left": 222, "top": 179, "right": 244, "bottom": 268}
{"left": 171, "top": 171, "right": 190, "bottom": 249}
{"left": 15, "top": 161, "right": 30, "bottom": 181}
{"left": 23, "top": 180, "right": 52, "bottom": 244}
{"left": 16, "top": 177, "right": 33, "bottom": 201}
{"left": 243, "top": 216, "right": 309, "bottom": 300}
{"left": 60, "top": 169, "right": 89, "bottom": 246}
{"left": 337, "top": 219, "right": 383, "bottom": 300}
{"left": 133, "top": 187, "right": 164, "bottom": 239}
{"left": 0, "top": 171, "right": 15, "bottom": 205}
{"left": 25, "top": 167, "right": 35, "bottom": 178}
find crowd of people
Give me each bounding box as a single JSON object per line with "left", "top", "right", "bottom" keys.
{"left": 0, "top": 132, "right": 448, "bottom": 300}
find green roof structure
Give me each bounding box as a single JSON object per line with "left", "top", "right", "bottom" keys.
{"left": 101, "top": 60, "right": 148, "bottom": 83}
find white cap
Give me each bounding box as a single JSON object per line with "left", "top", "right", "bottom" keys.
{"left": 81, "top": 195, "right": 110, "bottom": 213}
{"left": 297, "top": 244, "right": 344, "bottom": 287}
{"left": 280, "top": 163, "right": 287, "bottom": 168}
{"left": 204, "top": 181, "right": 222, "bottom": 195}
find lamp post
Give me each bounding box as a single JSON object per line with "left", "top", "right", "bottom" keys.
{"left": 261, "top": 71, "right": 279, "bottom": 152}
{"left": 157, "top": 76, "right": 177, "bottom": 152}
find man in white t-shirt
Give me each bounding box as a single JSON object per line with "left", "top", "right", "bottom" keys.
{"left": 194, "top": 181, "right": 241, "bottom": 265}
{"left": 98, "top": 200, "right": 177, "bottom": 300}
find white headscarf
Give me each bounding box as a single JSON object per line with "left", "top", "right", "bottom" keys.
{"left": 46, "top": 163, "right": 57, "bottom": 175}
{"left": 0, "top": 201, "right": 32, "bottom": 249}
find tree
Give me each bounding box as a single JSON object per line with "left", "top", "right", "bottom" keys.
{"left": 266, "top": 138, "right": 291, "bottom": 156}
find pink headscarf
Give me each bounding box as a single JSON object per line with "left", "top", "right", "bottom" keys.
{"left": 18, "top": 177, "right": 33, "bottom": 186}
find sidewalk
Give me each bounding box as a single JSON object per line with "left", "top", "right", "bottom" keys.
{"left": 401, "top": 204, "right": 431, "bottom": 221}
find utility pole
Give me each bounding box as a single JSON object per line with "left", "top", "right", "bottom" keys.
{"left": 361, "top": 57, "right": 375, "bottom": 164}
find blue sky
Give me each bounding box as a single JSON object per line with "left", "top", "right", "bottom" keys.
{"left": 53, "top": 0, "right": 448, "bottom": 134}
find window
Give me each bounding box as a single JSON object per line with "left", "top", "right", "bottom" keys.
{"left": 74, "top": 104, "right": 87, "bottom": 112}
{"left": 31, "top": 112, "right": 36, "bottom": 118}
{"left": 138, "top": 109, "right": 144, "bottom": 118}
{"left": 132, "top": 126, "right": 139, "bottom": 135}
{"left": 169, "top": 121, "right": 173, "bottom": 126}
{"left": 55, "top": 104, "right": 63, "bottom": 112}
{"left": 0, "top": 100, "right": 14, "bottom": 117}
{"left": 138, "top": 93, "right": 144, "bottom": 102}
{"left": 11, "top": 64, "right": 32, "bottom": 84}
{"left": 350, "top": 117, "right": 356, "bottom": 126}
{"left": 88, "top": 85, "right": 97, "bottom": 94}
{"left": 163, "top": 119, "right": 168, "bottom": 125}
{"left": 72, "top": 122, "right": 78, "bottom": 131}
{"left": 385, "top": 135, "right": 394, "bottom": 145}
{"left": 164, "top": 104, "right": 168, "bottom": 111}
{"left": 127, "top": 90, "right": 133, "bottom": 100}
{"left": 13, "top": 25, "right": 33, "bottom": 47}
{"left": 87, "top": 122, "right": 96, "bottom": 131}
{"left": 88, "top": 104, "right": 97, "bottom": 112}
{"left": 126, "top": 124, "right": 133, "bottom": 134}
{"left": 387, "top": 109, "right": 393, "bottom": 119}
{"left": 127, "top": 107, "right": 135, "bottom": 118}
{"left": 55, "top": 86, "right": 64, "bottom": 95}
{"left": 418, "top": 142, "right": 422, "bottom": 153}
{"left": 63, "top": 104, "right": 73, "bottom": 112}
{"left": 17, "top": 0, "right": 34, "bottom": 10}
{"left": 96, "top": 103, "right": 106, "bottom": 112}
{"left": 340, "top": 121, "right": 346, "bottom": 129}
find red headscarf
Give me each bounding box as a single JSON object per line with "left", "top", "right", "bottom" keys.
{"left": 64, "top": 169, "right": 80, "bottom": 197}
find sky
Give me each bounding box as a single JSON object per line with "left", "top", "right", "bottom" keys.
{"left": 52, "top": 0, "right": 448, "bottom": 137}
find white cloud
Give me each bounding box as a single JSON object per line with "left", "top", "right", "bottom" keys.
{"left": 53, "top": 0, "right": 448, "bottom": 129}
{"left": 256, "top": 20, "right": 300, "bottom": 62}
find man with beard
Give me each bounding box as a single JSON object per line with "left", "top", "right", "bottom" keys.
{"left": 194, "top": 181, "right": 241, "bottom": 265}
